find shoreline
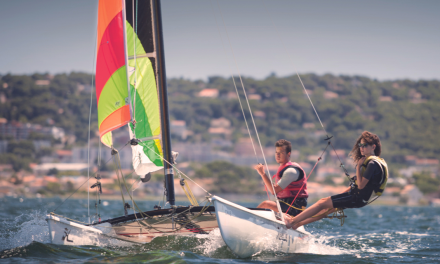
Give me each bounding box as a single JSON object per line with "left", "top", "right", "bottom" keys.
{"left": 4, "top": 193, "right": 422, "bottom": 207}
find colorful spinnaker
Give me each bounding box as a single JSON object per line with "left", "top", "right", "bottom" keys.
{"left": 96, "top": 0, "right": 163, "bottom": 175}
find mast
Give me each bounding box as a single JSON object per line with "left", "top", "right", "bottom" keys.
{"left": 152, "top": 0, "right": 175, "bottom": 205}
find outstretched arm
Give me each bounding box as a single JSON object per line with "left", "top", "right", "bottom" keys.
{"left": 254, "top": 164, "right": 282, "bottom": 194}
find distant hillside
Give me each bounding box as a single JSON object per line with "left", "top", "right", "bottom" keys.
{"left": 0, "top": 73, "right": 97, "bottom": 144}
{"left": 167, "top": 74, "right": 440, "bottom": 162}
{"left": 1, "top": 72, "right": 439, "bottom": 162}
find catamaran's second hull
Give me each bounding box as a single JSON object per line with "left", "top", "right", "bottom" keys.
{"left": 212, "top": 196, "right": 310, "bottom": 258}
{"left": 46, "top": 214, "right": 132, "bottom": 246}
{"left": 46, "top": 206, "right": 218, "bottom": 245}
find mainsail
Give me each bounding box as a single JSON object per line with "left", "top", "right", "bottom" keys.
{"left": 96, "top": 0, "right": 164, "bottom": 176}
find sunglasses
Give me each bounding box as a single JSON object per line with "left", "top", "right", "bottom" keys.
{"left": 358, "top": 143, "right": 370, "bottom": 148}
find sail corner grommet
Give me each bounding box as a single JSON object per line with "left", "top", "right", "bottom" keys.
{"left": 111, "top": 148, "right": 119, "bottom": 156}
{"left": 130, "top": 138, "right": 140, "bottom": 145}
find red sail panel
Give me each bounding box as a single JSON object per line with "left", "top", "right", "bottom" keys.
{"left": 95, "top": 2, "right": 126, "bottom": 103}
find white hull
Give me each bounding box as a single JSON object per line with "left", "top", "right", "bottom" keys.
{"left": 212, "top": 196, "right": 310, "bottom": 258}
{"left": 46, "top": 214, "right": 133, "bottom": 246}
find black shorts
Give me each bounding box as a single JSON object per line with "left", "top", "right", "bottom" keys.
{"left": 331, "top": 192, "right": 368, "bottom": 209}
{"left": 279, "top": 197, "right": 307, "bottom": 217}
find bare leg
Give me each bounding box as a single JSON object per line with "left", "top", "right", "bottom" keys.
{"left": 284, "top": 197, "right": 334, "bottom": 228}
{"left": 290, "top": 208, "right": 337, "bottom": 229}
{"left": 257, "top": 200, "right": 279, "bottom": 212}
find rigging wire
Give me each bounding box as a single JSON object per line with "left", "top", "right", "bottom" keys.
{"left": 263, "top": 3, "right": 356, "bottom": 182}
{"left": 215, "top": 1, "right": 282, "bottom": 219}
{"left": 286, "top": 142, "right": 330, "bottom": 214}
{"left": 210, "top": 2, "right": 258, "bottom": 164}
{"left": 108, "top": 150, "right": 215, "bottom": 233}
{"left": 131, "top": 0, "right": 138, "bottom": 125}
{"left": 210, "top": 1, "right": 270, "bottom": 200}
{"left": 141, "top": 142, "right": 211, "bottom": 195}
{"left": 51, "top": 142, "right": 130, "bottom": 213}
{"left": 87, "top": 74, "right": 93, "bottom": 223}
{"left": 329, "top": 141, "right": 352, "bottom": 180}
{"left": 130, "top": 0, "right": 139, "bottom": 217}
{"left": 262, "top": 3, "right": 329, "bottom": 137}
{"left": 87, "top": 2, "right": 99, "bottom": 224}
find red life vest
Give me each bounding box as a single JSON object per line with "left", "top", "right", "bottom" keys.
{"left": 272, "top": 161, "right": 308, "bottom": 199}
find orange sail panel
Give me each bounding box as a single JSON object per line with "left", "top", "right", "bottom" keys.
{"left": 96, "top": 0, "right": 130, "bottom": 147}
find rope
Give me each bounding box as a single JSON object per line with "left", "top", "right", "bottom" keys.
{"left": 262, "top": 4, "right": 356, "bottom": 186}
{"left": 52, "top": 145, "right": 212, "bottom": 233}
{"left": 210, "top": 2, "right": 258, "bottom": 162}
{"left": 51, "top": 198, "right": 214, "bottom": 234}
{"left": 109, "top": 150, "right": 198, "bottom": 233}
{"left": 87, "top": 63, "right": 93, "bottom": 223}
{"left": 262, "top": 2, "right": 329, "bottom": 138}
{"left": 176, "top": 170, "right": 199, "bottom": 206}
{"left": 131, "top": 0, "right": 137, "bottom": 125}
{"left": 366, "top": 195, "right": 380, "bottom": 205}
{"left": 87, "top": 1, "right": 100, "bottom": 224}
{"left": 329, "top": 141, "right": 352, "bottom": 182}
{"left": 180, "top": 179, "right": 199, "bottom": 206}
{"left": 327, "top": 208, "right": 346, "bottom": 226}
{"left": 286, "top": 142, "right": 330, "bottom": 214}
{"left": 279, "top": 200, "right": 305, "bottom": 211}
{"left": 51, "top": 142, "right": 130, "bottom": 213}
{"left": 140, "top": 142, "right": 211, "bottom": 196}
{"left": 112, "top": 150, "right": 128, "bottom": 209}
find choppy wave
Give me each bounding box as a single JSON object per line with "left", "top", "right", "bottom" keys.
{"left": 0, "top": 210, "right": 50, "bottom": 252}
{"left": 0, "top": 198, "right": 439, "bottom": 263}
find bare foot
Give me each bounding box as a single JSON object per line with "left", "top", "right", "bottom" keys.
{"left": 283, "top": 214, "right": 294, "bottom": 228}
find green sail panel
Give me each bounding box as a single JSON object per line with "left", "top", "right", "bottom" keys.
{"left": 125, "top": 0, "right": 164, "bottom": 177}
{"left": 97, "top": 66, "right": 130, "bottom": 147}
{"left": 126, "top": 19, "right": 164, "bottom": 174}
{"left": 126, "top": 21, "right": 146, "bottom": 57}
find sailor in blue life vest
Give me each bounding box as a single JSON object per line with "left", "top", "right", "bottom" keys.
{"left": 254, "top": 139, "right": 308, "bottom": 216}
{"left": 284, "top": 131, "right": 388, "bottom": 229}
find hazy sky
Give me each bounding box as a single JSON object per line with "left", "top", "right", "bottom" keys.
{"left": 0, "top": 0, "right": 439, "bottom": 81}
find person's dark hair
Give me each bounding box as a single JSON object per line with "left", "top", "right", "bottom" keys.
{"left": 350, "top": 131, "right": 381, "bottom": 162}
{"left": 275, "top": 139, "right": 291, "bottom": 154}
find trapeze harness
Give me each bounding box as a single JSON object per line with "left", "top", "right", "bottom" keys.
{"left": 353, "top": 155, "right": 389, "bottom": 204}
{"left": 315, "top": 156, "right": 389, "bottom": 226}
{"left": 272, "top": 162, "right": 308, "bottom": 214}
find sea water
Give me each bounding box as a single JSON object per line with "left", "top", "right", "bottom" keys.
{"left": 0, "top": 196, "right": 439, "bottom": 263}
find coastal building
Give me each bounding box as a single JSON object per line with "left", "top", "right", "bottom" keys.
{"left": 198, "top": 88, "right": 219, "bottom": 98}
{"left": 401, "top": 184, "right": 423, "bottom": 206}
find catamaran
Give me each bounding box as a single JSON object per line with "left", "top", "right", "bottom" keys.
{"left": 46, "top": 0, "right": 313, "bottom": 257}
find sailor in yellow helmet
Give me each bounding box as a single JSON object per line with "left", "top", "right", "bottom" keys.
{"left": 284, "top": 131, "right": 388, "bottom": 230}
